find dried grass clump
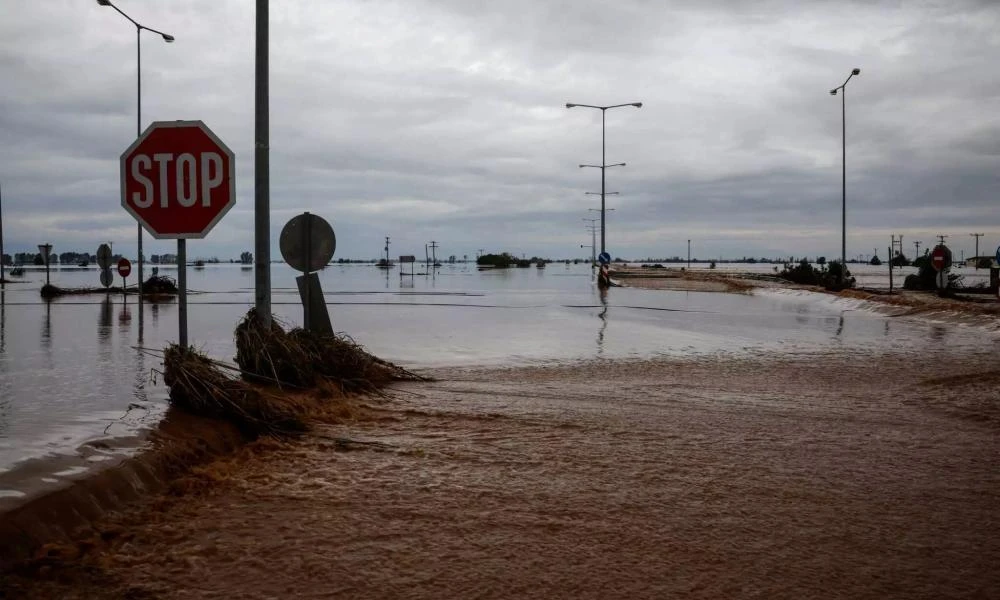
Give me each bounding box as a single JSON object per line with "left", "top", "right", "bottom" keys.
{"left": 163, "top": 343, "right": 308, "bottom": 437}
{"left": 143, "top": 275, "right": 179, "bottom": 294}
{"left": 40, "top": 284, "right": 110, "bottom": 298}
{"left": 234, "top": 308, "right": 426, "bottom": 393}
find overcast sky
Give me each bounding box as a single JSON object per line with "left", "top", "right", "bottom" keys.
{"left": 2, "top": 0, "right": 999, "bottom": 262}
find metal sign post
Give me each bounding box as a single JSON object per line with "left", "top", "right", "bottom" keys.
{"left": 97, "top": 243, "right": 113, "bottom": 289}
{"left": 178, "top": 240, "right": 187, "bottom": 347}
{"left": 279, "top": 212, "right": 335, "bottom": 334}
{"left": 117, "top": 258, "right": 132, "bottom": 295}
{"left": 302, "top": 212, "right": 312, "bottom": 330}
{"left": 38, "top": 243, "right": 52, "bottom": 285}
{"left": 931, "top": 244, "right": 952, "bottom": 296}
{"left": 119, "top": 119, "right": 235, "bottom": 348}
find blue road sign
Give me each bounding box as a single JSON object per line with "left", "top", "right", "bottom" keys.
{"left": 598, "top": 252, "right": 611, "bottom": 264}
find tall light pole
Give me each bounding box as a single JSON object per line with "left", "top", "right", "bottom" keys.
{"left": 566, "top": 102, "right": 642, "bottom": 255}
{"left": 97, "top": 0, "right": 174, "bottom": 309}
{"left": 830, "top": 68, "right": 860, "bottom": 268}
{"left": 579, "top": 162, "right": 625, "bottom": 254}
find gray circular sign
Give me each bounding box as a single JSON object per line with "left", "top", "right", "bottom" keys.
{"left": 100, "top": 268, "right": 114, "bottom": 288}
{"left": 279, "top": 212, "right": 336, "bottom": 273}
{"left": 96, "top": 244, "right": 112, "bottom": 269}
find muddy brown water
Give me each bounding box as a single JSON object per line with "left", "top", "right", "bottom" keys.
{"left": 3, "top": 349, "right": 999, "bottom": 599}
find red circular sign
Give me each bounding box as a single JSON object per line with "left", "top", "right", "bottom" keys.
{"left": 117, "top": 258, "right": 132, "bottom": 278}
{"left": 930, "top": 245, "right": 951, "bottom": 272}
{"left": 120, "top": 120, "right": 235, "bottom": 239}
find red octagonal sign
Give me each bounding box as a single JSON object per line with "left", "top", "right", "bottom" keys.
{"left": 120, "top": 120, "right": 235, "bottom": 239}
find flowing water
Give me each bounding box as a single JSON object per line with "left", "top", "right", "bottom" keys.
{"left": 0, "top": 262, "right": 996, "bottom": 500}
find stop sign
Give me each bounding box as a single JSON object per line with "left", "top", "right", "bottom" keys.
{"left": 930, "top": 244, "right": 952, "bottom": 272}
{"left": 120, "top": 120, "right": 235, "bottom": 239}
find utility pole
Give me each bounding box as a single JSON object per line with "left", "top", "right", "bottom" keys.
{"left": 936, "top": 234, "right": 948, "bottom": 245}
{"left": 583, "top": 218, "right": 598, "bottom": 264}
{"left": 891, "top": 234, "right": 903, "bottom": 265}
{"left": 687, "top": 239, "right": 691, "bottom": 269}
{"left": 384, "top": 236, "right": 390, "bottom": 264}
{"left": 971, "top": 233, "right": 984, "bottom": 269}
{"left": 914, "top": 240, "right": 921, "bottom": 259}
{"left": 429, "top": 241, "right": 439, "bottom": 266}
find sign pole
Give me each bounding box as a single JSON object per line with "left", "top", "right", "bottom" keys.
{"left": 178, "top": 239, "right": 187, "bottom": 347}
{"left": 303, "top": 212, "right": 311, "bottom": 330}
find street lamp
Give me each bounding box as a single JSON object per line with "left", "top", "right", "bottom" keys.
{"left": 829, "top": 68, "right": 860, "bottom": 268}
{"left": 97, "top": 0, "right": 174, "bottom": 306}
{"left": 566, "top": 102, "right": 642, "bottom": 255}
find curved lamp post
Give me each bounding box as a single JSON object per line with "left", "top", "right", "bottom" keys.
{"left": 97, "top": 0, "right": 174, "bottom": 306}
{"left": 830, "top": 68, "right": 860, "bottom": 267}
{"left": 566, "top": 102, "right": 641, "bottom": 254}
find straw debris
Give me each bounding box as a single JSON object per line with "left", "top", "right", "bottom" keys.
{"left": 162, "top": 344, "right": 308, "bottom": 437}
{"left": 143, "top": 275, "right": 178, "bottom": 295}
{"left": 234, "top": 308, "right": 428, "bottom": 393}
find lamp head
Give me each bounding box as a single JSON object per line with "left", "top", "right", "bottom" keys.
{"left": 852, "top": 68, "right": 861, "bottom": 75}
{"left": 632, "top": 102, "right": 642, "bottom": 108}
{"left": 96, "top": 0, "right": 112, "bottom": 5}
{"left": 162, "top": 33, "right": 175, "bottom": 42}
{"left": 829, "top": 89, "right": 838, "bottom": 95}
{"left": 566, "top": 103, "right": 577, "bottom": 108}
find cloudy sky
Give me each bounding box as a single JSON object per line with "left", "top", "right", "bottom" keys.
{"left": 2, "top": 0, "right": 999, "bottom": 262}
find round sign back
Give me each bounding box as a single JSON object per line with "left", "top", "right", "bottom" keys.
{"left": 279, "top": 213, "right": 336, "bottom": 273}
{"left": 100, "top": 269, "right": 114, "bottom": 288}
{"left": 96, "top": 244, "right": 113, "bottom": 269}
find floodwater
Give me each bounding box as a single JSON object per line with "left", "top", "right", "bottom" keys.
{"left": 0, "top": 261, "right": 997, "bottom": 496}
{"left": 2, "top": 262, "right": 999, "bottom": 599}
{"left": 6, "top": 351, "right": 999, "bottom": 599}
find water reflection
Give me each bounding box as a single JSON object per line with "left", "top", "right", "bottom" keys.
{"left": 119, "top": 296, "right": 132, "bottom": 326}
{"left": 596, "top": 288, "right": 608, "bottom": 356}
{"left": 98, "top": 296, "right": 113, "bottom": 345}
{"left": 41, "top": 300, "right": 52, "bottom": 350}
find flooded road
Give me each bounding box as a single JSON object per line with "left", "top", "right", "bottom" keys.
{"left": 2, "top": 261, "right": 997, "bottom": 484}
{"left": 6, "top": 347, "right": 997, "bottom": 599}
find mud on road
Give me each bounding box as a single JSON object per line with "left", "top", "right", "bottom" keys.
{"left": 3, "top": 349, "right": 999, "bottom": 599}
